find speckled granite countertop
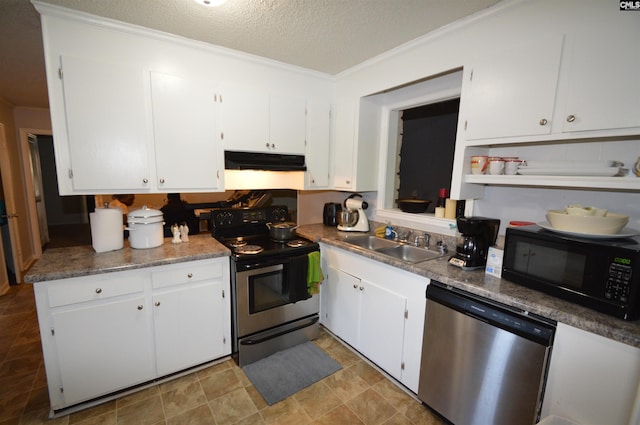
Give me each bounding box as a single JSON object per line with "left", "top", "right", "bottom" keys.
{"left": 296, "top": 223, "right": 640, "bottom": 350}
{"left": 24, "top": 234, "right": 230, "bottom": 282}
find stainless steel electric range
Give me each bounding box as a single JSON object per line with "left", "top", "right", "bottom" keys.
{"left": 210, "top": 205, "right": 320, "bottom": 366}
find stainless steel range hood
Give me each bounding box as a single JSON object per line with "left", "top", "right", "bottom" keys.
{"left": 225, "top": 151, "right": 306, "bottom": 171}
{"left": 224, "top": 151, "right": 307, "bottom": 190}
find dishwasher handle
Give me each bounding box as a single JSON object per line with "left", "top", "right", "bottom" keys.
{"left": 427, "top": 282, "right": 555, "bottom": 346}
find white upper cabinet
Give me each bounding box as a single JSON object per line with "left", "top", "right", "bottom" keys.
{"left": 463, "top": 11, "right": 640, "bottom": 143}
{"left": 220, "top": 83, "right": 307, "bottom": 155}
{"left": 560, "top": 25, "right": 640, "bottom": 133}
{"left": 305, "top": 99, "right": 332, "bottom": 188}
{"left": 219, "top": 82, "right": 270, "bottom": 153}
{"left": 151, "top": 72, "right": 224, "bottom": 191}
{"left": 269, "top": 93, "right": 307, "bottom": 155}
{"left": 57, "top": 56, "right": 225, "bottom": 194}
{"left": 331, "top": 97, "right": 379, "bottom": 191}
{"left": 463, "top": 34, "right": 563, "bottom": 141}
{"left": 60, "top": 55, "right": 152, "bottom": 192}
{"left": 332, "top": 100, "right": 357, "bottom": 190}
{"left": 37, "top": 6, "right": 332, "bottom": 194}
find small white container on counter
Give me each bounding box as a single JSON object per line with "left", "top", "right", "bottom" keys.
{"left": 126, "top": 206, "right": 165, "bottom": 249}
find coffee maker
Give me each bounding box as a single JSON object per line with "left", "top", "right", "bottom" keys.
{"left": 449, "top": 216, "right": 500, "bottom": 270}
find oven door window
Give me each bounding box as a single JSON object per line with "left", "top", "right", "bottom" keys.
{"left": 248, "top": 267, "right": 290, "bottom": 313}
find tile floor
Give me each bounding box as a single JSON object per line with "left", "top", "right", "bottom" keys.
{"left": 0, "top": 283, "right": 446, "bottom": 425}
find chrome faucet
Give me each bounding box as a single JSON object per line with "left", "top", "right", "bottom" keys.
{"left": 436, "top": 240, "right": 448, "bottom": 254}
{"left": 396, "top": 229, "right": 413, "bottom": 242}
{"left": 414, "top": 233, "right": 430, "bottom": 248}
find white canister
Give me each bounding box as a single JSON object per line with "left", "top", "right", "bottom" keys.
{"left": 126, "top": 206, "right": 165, "bottom": 249}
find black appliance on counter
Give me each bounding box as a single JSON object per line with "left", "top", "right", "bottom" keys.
{"left": 419, "top": 281, "right": 555, "bottom": 425}
{"left": 503, "top": 225, "right": 640, "bottom": 320}
{"left": 449, "top": 216, "right": 500, "bottom": 270}
{"left": 210, "top": 205, "right": 320, "bottom": 366}
{"left": 323, "top": 202, "right": 342, "bottom": 226}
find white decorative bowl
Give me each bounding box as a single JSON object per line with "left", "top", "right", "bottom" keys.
{"left": 546, "top": 210, "right": 629, "bottom": 235}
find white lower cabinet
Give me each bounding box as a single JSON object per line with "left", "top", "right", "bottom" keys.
{"left": 51, "top": 294, "right": 155, "bottom": 406}
{"left": 152, "top": 278, "right": 228, "bottom": 376}
{"left": 541, "top": 322, "right": 640, "bottom": 425}
{"left": 320, "top": 244, "right": 428, "bottom": 392}
{"left": 34, "top": 258, "right": 231, "bottom": 411}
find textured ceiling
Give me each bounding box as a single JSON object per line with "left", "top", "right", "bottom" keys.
{"left": 0, "top": 0, "right": 501, "bottom": 108}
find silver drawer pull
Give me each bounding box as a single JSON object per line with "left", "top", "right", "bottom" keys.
{"left": 155, "top": 301, "right": 161, "bottom": 307}
{"left": 137, "top": 305, "right": 144, "bottom": 310}
{"left": 187, "top": 273, "right": 193, "bottom": 278}
{"left": 95, "top": 288, "right": 102, "bottom": 294}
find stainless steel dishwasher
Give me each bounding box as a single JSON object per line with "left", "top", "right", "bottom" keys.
{"left": 418, "top": 282, "right": 555, "bottom": 425}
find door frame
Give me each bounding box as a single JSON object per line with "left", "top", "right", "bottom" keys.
{"left": 19, "top": 128, "right": 53, "bottom": 260}
{"left": 0, "top": 123, "right": 22, "bottom": 284}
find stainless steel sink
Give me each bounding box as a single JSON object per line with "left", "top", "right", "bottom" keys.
{"left": 341, "top": 235, "right": 443, "bottom": 263}
{"left": 375, "top": 244, "right": 443, "bottom": 263}
{"left": 341, "top": 235, "right": 400, "bottom": 250}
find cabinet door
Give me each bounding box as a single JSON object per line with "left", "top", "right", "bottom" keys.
{"left": 323, "top": 266, "right": 360, "bottom": 347}
{"left": 269, "top": 93, "right": 307, "bottom": 154}
{"left": 541, "top": 323, "right": 640, "bottom": 425}
{"left": 51, "top": 296, "right": 154, "bottom": 406}
{"left": 332, "top": 101, "right": 356, "bottom": 190}
{"left": 561, "top": 24, "right": 640, "bottom": 133}
{"left": 463, "top": 35, "right": 563, "bottom": 140}
{"left": 358, "top": 279, "right": 407, "bottom": 380}
{"left": 305, "top": 99, "right": 331, "bottom": 188}
{"left": 60, "top": 55, "right": 151, "bottom": 191}
{"left": 153, "top": 280, "right": 228, "bottom": 376}
{"left": 151, "top": 72, "right": 224, "bottom": 191}
{"left": 219, "top": 82, "right": 269, "bottom": 153}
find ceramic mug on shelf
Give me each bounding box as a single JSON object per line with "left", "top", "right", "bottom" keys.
{"left": 489, "top": 157, "right": 505, "bottom": 175}
{"left": 470, "top": 156, "right": 489, "bottom": 174}
{"left": 504, "top": 158, "right": 522, "bottom": 175}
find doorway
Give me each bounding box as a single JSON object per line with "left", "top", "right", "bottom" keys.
{"left": 30, "top": 135, "right": 91, "bottom": 249}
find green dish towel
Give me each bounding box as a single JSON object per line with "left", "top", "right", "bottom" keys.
{"left": 307, "top": 251, "right": 324, "bottom": 295}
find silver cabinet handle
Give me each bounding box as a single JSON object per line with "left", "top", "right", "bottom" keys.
{"left": 539, "top": 118, "right": 548, "bottom": 126}
{"left": 265, "top": 142, "right": 270, "bottom": 148}
{"left": 359, "top": 286, "right": 364, "bottom": 291}
{"left": 143, "top": 178, "right": 149, "bottom": 184}
{"left": 271, "top": 143, "right": 275, "bottom": 148}
{"left": 159, "top": 178, "right": 165, "bottom": 184}
{"left": 95, "top": 288, "right": 102, "bottom": 294}
{"left": 566, "top": 114, "right": 576, "bottom": 123}
{"left": 137, "top": 305, "right": 144, "bottom": 310}
{"left": 353, "top": 284, "right": 358, "bottom": 289}
{"left": 345, "top": 180, "right": 350, "bottom": 185}
{"left": 155, "top": 301, "right": 161, "bottom": 307}
{"left": 187, "top": 273, "right": 193, "bottom": 278}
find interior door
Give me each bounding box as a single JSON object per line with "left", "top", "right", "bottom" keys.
{"left": 0, "top": 221, "right": 9, "bottom": 295}
{"left": 0, "top": 123, "right": 22, "bottom": 285}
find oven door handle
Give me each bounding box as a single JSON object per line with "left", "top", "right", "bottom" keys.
{"left": 240, "top": 316, "right": 319, "bottom": 346}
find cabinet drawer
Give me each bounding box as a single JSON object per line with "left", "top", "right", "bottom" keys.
{"left": 152, "top": 261, "right": 223, "bottom": 289}
{"left": 48, "top": 273, "right": 146, "bottom": 308}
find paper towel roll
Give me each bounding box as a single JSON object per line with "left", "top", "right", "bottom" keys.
{"left": 90, "top": 208, "right": 124, "bottom": 253}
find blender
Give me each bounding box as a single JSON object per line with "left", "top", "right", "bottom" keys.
{"left": 337, "top": 194, "right": 370, "bottom": 232}
{"left": 449, "top": 216, "right": 500, "bottom": 270}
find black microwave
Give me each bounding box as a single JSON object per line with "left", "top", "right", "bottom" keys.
{"left": 503, "top": 225, "right": 640, "bottom": 320}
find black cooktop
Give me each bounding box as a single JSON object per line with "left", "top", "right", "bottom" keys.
{"left": 210, "top": 205, "right": 319, "bottom": 261}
